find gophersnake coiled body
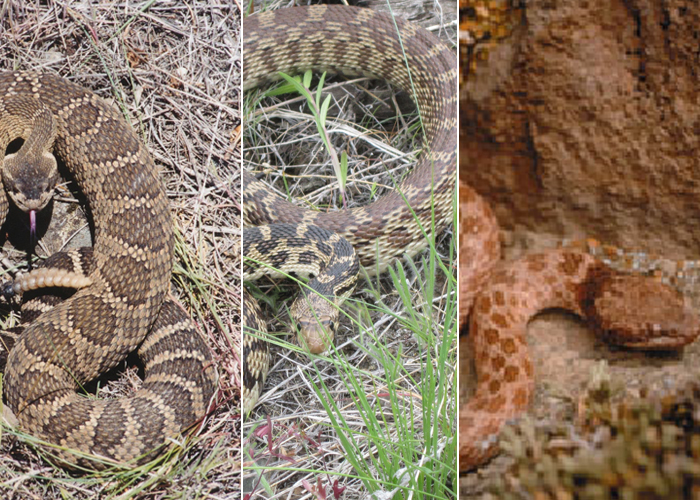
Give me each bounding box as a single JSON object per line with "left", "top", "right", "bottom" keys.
{"left": 0, "top": 71, "right": 216, "bottom": 467}
{"left": 242, "top": 5, "right": 457, "bottom": 413}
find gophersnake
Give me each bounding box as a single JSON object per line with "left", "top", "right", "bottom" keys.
{"left": 0, "top": 71, "right": 217, "bottom": 468}
{"left": 242, "top": 5, "right": 457, "bottom": 414}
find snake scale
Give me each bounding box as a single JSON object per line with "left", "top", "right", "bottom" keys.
{"left": 242, "top": 5, "right": 457, "bottom": 414}
{"left": 0, "top": 71, "right": 217, "bottom": 468}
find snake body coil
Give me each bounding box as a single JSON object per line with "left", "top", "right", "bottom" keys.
{"left": 242, "top": 6, "right": 457, "bottom": 413}
{"left": 0, "top": 71, "right": 216, "bottom": 468}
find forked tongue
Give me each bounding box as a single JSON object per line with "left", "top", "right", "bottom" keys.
{"left": 29, "top": 209, "right": 37, "bottom": 248}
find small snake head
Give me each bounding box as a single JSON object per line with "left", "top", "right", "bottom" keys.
{"left": 295, "top": 317, "right": 335, "bottom": 354}
{"left": 290, "top": 292, "right": 339, "bottom": 354}
{"left": 2, "top": 151, "right": 58, "bottom": 213}
{"left": 588, "top": 274, "right": 700, "bottom": 349}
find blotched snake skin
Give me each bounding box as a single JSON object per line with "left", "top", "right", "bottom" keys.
{"left": 0, "top": 71, "right": 217, "bottom": 468}
{"left": 242, "top": 5, "right": 457, "bottom": 414}
{"left": 458, "top": 225, "right": 700, "bottom": 469}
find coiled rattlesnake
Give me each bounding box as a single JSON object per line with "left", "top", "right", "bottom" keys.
{"left": 0, "top": 71, "right": 217, "bottom": 468}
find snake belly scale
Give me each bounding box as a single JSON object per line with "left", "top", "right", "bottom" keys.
{"left": 242, "top": 6, "right": 457, "bottom": 413}
{"left": 0, "top": 71, "right": 216, "bottom": 468}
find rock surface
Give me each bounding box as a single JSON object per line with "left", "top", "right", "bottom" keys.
{"left": 460, "top": 0, "right": 700, "bottom": 261}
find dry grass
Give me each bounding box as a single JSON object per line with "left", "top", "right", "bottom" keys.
{"left": 243, "top": 1, "right": 458, "bottom": 498}
{"left": 0, "top": 1, "right": 241, "bottom": 499}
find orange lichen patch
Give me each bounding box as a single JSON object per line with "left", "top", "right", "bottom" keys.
{"left": 459, "top": 0, "right": 523, "bottom": 83}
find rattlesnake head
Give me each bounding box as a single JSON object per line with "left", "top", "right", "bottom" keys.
{"left": 0, "top": 96, "right": 59, "bottom": 215}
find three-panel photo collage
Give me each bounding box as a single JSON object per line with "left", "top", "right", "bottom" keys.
{"left": 0, "top": 1, "right": 698, "bottom": 499}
